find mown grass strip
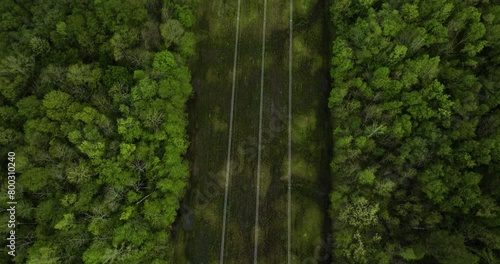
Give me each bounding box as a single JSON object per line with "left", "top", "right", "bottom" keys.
{"left": 220, "top": 0, "right": 242, "bottom": 263}
{"left": 254, "top": 0, "right": 268, "bottom": 262}
{"left": 287, "top": 1, "right": 293, "bottom": 263}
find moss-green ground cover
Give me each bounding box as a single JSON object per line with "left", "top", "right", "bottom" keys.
{"left": 173, "top": 0, "right": 332, "bottom": 262}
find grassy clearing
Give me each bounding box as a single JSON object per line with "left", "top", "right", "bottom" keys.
{"left": 293, "top": 24, "right": 324, "bottom": 75}
{"left": 294, "top": 0, "right": 318, "bottom": 17}
{"left": 172, "top": 0, "right": 332, "bottom": 262}
{"left": 292, "top": 112, "right": 317, "bottom": 144}
{"left": 285, "top": 156, "right": 318, "bottom": 182}
{"left": 259, "top": 164, "right": 272, "bottom": 201}
{"left": 288, "top": 0, "right": 332, "bottom": 262}
{"left": 171, "top": 0, "right": 238, "bottom": 262}
{"left": 211, "top": 106, "right": 229, "bottom": 132}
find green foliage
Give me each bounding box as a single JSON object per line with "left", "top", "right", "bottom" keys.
{"left": 82, "top": 241, "right": 108, "bottom": 264}
{"left": 153, "top": 50, "right": 177, "bottom": 75}
{"left": 339, "top": 197, "right": 379, "bottom": 228}
{"left": 54, "top": 213, "right": 75, "bottom": 231}
{"left": 160, "top": 19, "right": 185, "bottom": 48}
{"left": 27, "top": 245, "right": 60, "bottom": 264}
{"left": 43, "top": 90, "right": 73, "bottom": 121}
{"left": 0, "top": 0, "right": 195, "bottom": 262}
{"left": 16, "top": 96, "right": 43, "bottom": 119}
{"left": 358, "top": 169, "right": 375, "bottom": 185}
{"left": 427, "top": 231, "right": 480, "bottom": 264}
{"left": 175, "top": 4, "right": 195, "bottom": 28}
{"left": 400, "top": 244, "right": 425, "bottom": 261}
{"left": 329, "top": 0, "right": 500, "bottom": 262}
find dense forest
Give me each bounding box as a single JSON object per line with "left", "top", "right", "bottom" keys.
{"left": 329, "top": 0, "right": 500, "bottom": 263}
{"left": 0, "top": 0, "right": 194, "bottom": 262}
{"left": 2, "top": 0, "right": 500, "bottom": 263}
